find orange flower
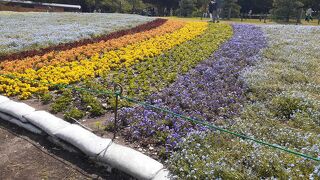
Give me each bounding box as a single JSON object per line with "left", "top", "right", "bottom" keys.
{"left": 0, "top": 20, "right": 186, "bottom": 73}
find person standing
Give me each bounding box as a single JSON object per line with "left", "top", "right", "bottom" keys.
{"left": 305, "top": 8, "right": 313, "bottom": 22}
{"left": 248, "top": 10, "right": 253, "bottom": 19}
{"left": 209, "top": 0, "right": 218, "bottom": 23}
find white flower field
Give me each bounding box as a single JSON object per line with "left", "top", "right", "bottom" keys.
{"left": 0, "top": 12, "right": 154, "bottom": 55}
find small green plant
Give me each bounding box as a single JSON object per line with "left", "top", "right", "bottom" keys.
{"left": 64, "top": 108, "right": 85, "bottom": 121}
{"left": 95, "top": 121, "right": 105, "bottom": 130}
{"left": 40, "top": 93, "right": 53, "bottom": 105}
{"left": 270, "top": 95, "right": 308, "bottom": 119}
{"left": 155, "top": 131, "right": 169, "bottom": 144}
{"left": 104, "top": 121, "right": 115, "bottom": 131}
{"left": 81, "top": 92, "right": 105, "bottom": 117}
{"left": 50, "top": 89, "right": 72, "bottom": 114}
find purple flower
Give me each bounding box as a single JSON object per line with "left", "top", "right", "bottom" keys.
{"left": 119, "top": 24, "right": 267, "bottom": 153}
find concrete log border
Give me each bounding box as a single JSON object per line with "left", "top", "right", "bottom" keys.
{"left": 0, "top": 95, "right": 171, "bottom": 180}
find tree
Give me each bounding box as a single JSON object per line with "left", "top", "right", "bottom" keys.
{"left": 142, "top": 0, "right": 180, "bottom": 15}
{"left": 221, "top": 0, "right": 241, "bottom": 19}
{"left": 271, "top": 0, "right": 304, "bottom": 22}
{"left": 127, "top": 0, "right": 145, "bottom": 13}
{"left": 238, "top": 0, "right": 272, "bottom": 14}
{"left": 194, "top": 0, "right": 209, "bottom": 9}
{"left": 178, "top": 0, "right": 196, "bottom": 17}
{"left": 301, "top": 0, "right": 319, "bottom": 9}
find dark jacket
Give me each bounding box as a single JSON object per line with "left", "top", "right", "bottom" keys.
{"left": 209, "top": 1, "right": 217, "bottom": 12}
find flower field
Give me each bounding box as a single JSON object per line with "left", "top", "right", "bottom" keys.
{"left": 1, "top": 12, "right": 319, "bottom": 179}
{"left": 119, "top": 24, "right": 320, "bottom": 178}
{"left": 0, "top": 12, "right": 155, "bottom": 57}
{"left": 0, "top": 20, "right": 210, "bottom": 99}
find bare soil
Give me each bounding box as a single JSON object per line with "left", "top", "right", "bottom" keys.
{"left": 0, "top": 120, "right": 132, "bottom": 180}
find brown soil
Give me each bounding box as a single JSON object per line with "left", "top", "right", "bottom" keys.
{"left": 0, "top": 120, "right": 133, "bottom": 180}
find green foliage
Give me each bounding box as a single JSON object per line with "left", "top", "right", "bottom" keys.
{"left": 191, "top": 8, "right": 203, "bottom": 17}
{"left": 288, "top": 111, "right": 320, "bottom": 133}
{"left": 270, "top": 94, "right": 310, "bottom": 119}
{"left": 81, "top": 92, "right": 105, "bottom": 117}
{"left": 105, "top": 121, "right": 116, "bottom": 131}
{"left": 40, "top": 93, "right": 53, "bottom": 105}
{"left": 271, "top": 0, "right": 304, "bottom": 22}
{"left": 243, "top": 25, "right": 320, "bottom": 135}
{"left": 238, "top": 0, "right": 273, "bottom": 13}
{"left": 155, "top": 130, "right": 169, "bottom": 144}
{"left": 95, "top": 121, "right": 106, "bottom": 130}
{"left": 105, "top": 23, "right": 232, "bottom": 101}
{"left": 221, "top": 0, "right": 241, "bottom": 19}
{"left": 178, "top": 0, "right": 196, "bottom": 17}
{"left": 194, "top": 0, "right": 210, "bottom": 9}
{"left": 169, "top": 132, "right": 319, "bottom": 179}
{"left": 37, "top": 0, "right": 320, "bottom": 16}
{"left": 37, "top": 0, "right": 146, "bottom": 13}
{"left": 271, "top": 96, "right": 297, "bottom": 115}
{"left": 50, "top": 89, "right": 72, "bottom": 114}
{"left": 46, "top": 24, "right": 231, "bottom": 124}
{"left": 64, "top": 107, "right": 86, "bottom": 121}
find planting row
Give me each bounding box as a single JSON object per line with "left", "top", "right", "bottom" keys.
{"left": 0, "top": 21, "right": 206, "bottom": 99}
{"left": 168, "top": 25, "right": 320, "bottom": 178}
{"left": 0, "top": 18, "right": 166, "bottom": 62}
{"left": 0, "top": 19, "right": 176, "bottom": 72}
{"left": 119, "top": 24, "right": 264, "bottom": 156}
{"left": 43, "top": 23, "right": 232, "bottom": 122}
{"left": 0, "top": 12, "right": 155, "bottom": 56}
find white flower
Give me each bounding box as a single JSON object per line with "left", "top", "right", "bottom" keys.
{"left": 0, "top": 12, "right": 155, "bottom": 55}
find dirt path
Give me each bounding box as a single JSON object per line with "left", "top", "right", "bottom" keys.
{"left": 0, "top": 120, "right": 131, "bottom": 180}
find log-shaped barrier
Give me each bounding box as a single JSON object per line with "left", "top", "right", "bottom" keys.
{"left": 0, "top": 95, "right": 170, "bottom": 180}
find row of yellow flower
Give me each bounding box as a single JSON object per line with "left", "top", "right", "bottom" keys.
{"left": 0, "top": 21, "right": 208, "bottom": 99}
{"left": 0, "top": 20, "right": 186, "bottom": 73}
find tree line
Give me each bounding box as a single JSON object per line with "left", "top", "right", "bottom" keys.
{"left": 38, "top": 0, "right": 320, "bottom": 21}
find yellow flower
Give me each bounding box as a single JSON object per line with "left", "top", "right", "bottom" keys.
{"left": 0, "top": 21, "right": 216, "bottom": 98}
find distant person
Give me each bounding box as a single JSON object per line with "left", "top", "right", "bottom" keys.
{"left": 209, "top": 0, "right": 218, "bottom": 23}
{"left": 203, "top": 12, "right": 208, "bottom": 19}
{"left": 248, "top": 10, "right": 253, "bottom": 19}
{"left": 151, "top": 8, "right": 155, "bottom": 16}
{"left": 305, "top": 8, "right": 313, "bottom": 22}
{"left": 170, "top": 8, "right": 173, "bottom": 16}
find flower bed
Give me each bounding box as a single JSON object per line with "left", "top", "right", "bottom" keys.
{"left": 0, "top": 20, "right": 183, "bottom": 72}
{"left": 0, "top": 21, "right": 207, "bottom": 99}
{"left": 119, "top": 24, "right": 320, "bottom": 179}
{"left": 107, "top": 23, "right": 232, "bottom": 99}
{"left": 237, "top": 25, "right": 320, "bottom": 155}
{"left": 2, "top": 14, "right": 318, "bottom": 179}
{"left": 119, "top": 24, "right": 263, "bottom": 155}
{"left": 42, "top": 23, "right": 232, "bottom": 121}
{"left": 0, "top": 12, "right": 155, "bottom": 56}
{"left": 168, "top": 25, "right": 320, "bottom": 178}
{"left": 0, "top": 18, "right": 166, "bottom": 62}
